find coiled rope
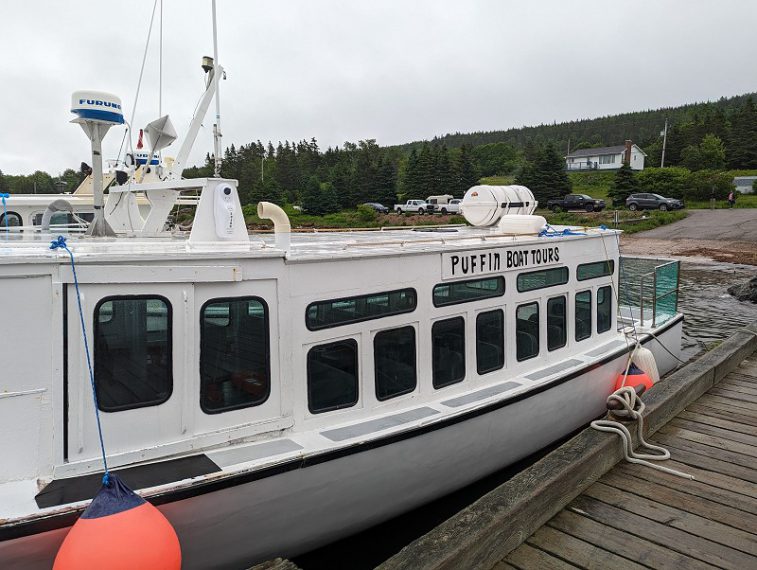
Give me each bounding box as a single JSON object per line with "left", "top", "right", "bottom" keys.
{"left": 591, "top": 387, "right": 693, "bottom": 479}
{"left": 50, "top": 236, "right": 111, "bottom": 486}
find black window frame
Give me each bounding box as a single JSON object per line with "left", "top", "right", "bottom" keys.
{"left": 305, "top": 288, "right": 417, "bottom": 331}
{"left": 307, "top": 338, "right": 359, "bottom": 414}
{"left": 516, "top": 267, "right": 569, "bottom": 293}
{"left": 0, "top": 211, "right": 22, "bottom": 227}
{"left": 597, "top": 285, "right": 613, "bottom": 334}
{"left": 516, "top": 302, "right": 540, "bottom": 362}
{"left": 199, "top": 296, "right": 271, "bottom": 415}
{"left": 575, "top": 290, "right": 592, "bottom": 342}
{"left": 93, "top": 294, "right": 173, "bottom": 413}
{"left": 476, "top": 309, "right": 505, "bottom": 375}
{"left": 547, "top": 295, "right": 567, "bottom": 351}
{"left": 374, "top": 326, "right": 417, "bottom": 401}
{"left": 432, "top": 276, "right": 505, "bottom": 307}
{"left": 577, "top": 260, "right": 615, "bottom": 281}
{"left": 432, "top": 316, "right": 466, "bottom": 389}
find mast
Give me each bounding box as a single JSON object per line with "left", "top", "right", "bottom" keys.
{"left": 212, "top": 0, "right": 223, "bottom": 177}
{"left": 660, "top": 118, "right": 668, "bottom": 168}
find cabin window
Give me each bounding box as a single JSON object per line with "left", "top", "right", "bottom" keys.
{"left": 577, "top": 260, "right": 615, "bottom": 281}
{"left": 306, "top": 289, "right": 416, "bottom": 330}
{"left": 0, "top": 211, "right": 21, "bottom": 227}
{"left": 517, "top": 267, "right": 568, "bottom": 293}
{"left": 307, "top": 339, "right": 358, "bottom": 413}
{"left": 597, "top": 286, "right": 613, "bottom": 333}
{"left": 375, "top": 327, "right": 417, "bottom": 401}
{"left": 94, "top": 296, "right": 172, "bottom": 412}
{"left": 433, "top": 276, "right": 505, "bottom": 307}
{"left": 200, "top": 297, "right": 270, "bottom": 414}
{"left": 516, "top": 303, "right": 539, "bottom": 361}
{"left": 432, "top": 317, "right": 466, "bottom": 388}
{"left": 477, "top": 310, "right": 504, "bottom": 374}
{"left": 547, "top": 296, "right": 567, "bottom": 351}
{"left": 575, "top": 291, "right": 592, "bottom": 341}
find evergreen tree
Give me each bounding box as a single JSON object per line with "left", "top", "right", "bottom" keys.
{"left": 727, "top": 97, "right": 757, "bottom": 168}
{"left": 0, "top": 169, "right": 7, "bottom": 193}
{"left": 301, "top": 175, "right": 324, "bottom": 215}
{"left": 609, "top": 163, "right": 639, "bottom": 206}
{"left": 457, "top": 144, "right": 479, "bottom": 194}
{"left": 529, "top": 143, "right": 571, "bottom": 203}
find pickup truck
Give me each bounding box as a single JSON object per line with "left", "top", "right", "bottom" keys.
{"left": 394, "top": 200, "right": 429, "bottom": 215}
{"left": 546, "top": 194, "right": 606, "bottom": 213}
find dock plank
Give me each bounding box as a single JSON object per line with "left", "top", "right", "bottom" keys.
{"left": 699, "top": 393, "right": 757, "bottom": 413}
{"left": 525, "top": 525, "right": 648, "bottom": 570}
{"left": 653, "top": 429, "right": 757, "bottom": 468}
{"left": 716, "top": 381, "right": 757, "bottom": 396}
{"left": 568, "top": 494, "right": 756, "bottom": 570}
{"left": 709, "top": 387, "right": 757, "bottom": 404}
{"left": 504, "top": 542, "right": 579, "bottom": 570}
{"left": 670, "top": 417, "right": 757, "bottom": 446}
{"left": 684, "top": 401, "right": 757, "bottom": 429}
{"left": 601, "top": 469, "right": 757, "bottom": 531}
{"left": 548, "top": 510, "right": 715, "bottom": 570}
{"left": 585, "top": 481, "right": 757, "bottom": 554}
{"left": 677, "top": 409, "right": 757, "bottom": 437}
{"left": 658, "top": 424, "right": 757, "bottom": 458}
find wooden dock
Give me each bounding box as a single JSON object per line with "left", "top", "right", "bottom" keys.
{"left": 496, "top": 353, "right": 757, "bottom": 570}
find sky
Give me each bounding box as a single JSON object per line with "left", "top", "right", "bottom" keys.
{"left": 1, "top": 0, "right": 756, "bottom": 175}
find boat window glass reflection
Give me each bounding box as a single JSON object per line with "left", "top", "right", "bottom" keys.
{"left": 94, "top": 296, "right": 172, "bottom": 412}
{"left": 432, "top": 317, "right": 466, "bottom": 388}
{"left": 306, "top": 289, "right": 416, "bottom": 330}
{"left": 0, "top": 211, "right": 22, "bottom": 227}
{"left": 577, "top": 260, "right": 615, "bottom": 281}
{"left": 547, "top": 296, "right": 567, "bottom": 351}
{"left": 597, "top": 286, "right": 612, "bottom": 333}
{"left": 374, "top": 327, "right": 417, "bottom": 401}
{"left": 308, "top": 339, "right": 359, "bottom": 413}
{"left": 432, "top": 276, "right": 505, "bottom": 307}
{"left": 476, "top": 310, "right": 504, "bottom": 374}
{"left": 200, "top": 297, "right": 270, "bottom": 414}
{"left": 516, "top": 267, "right": 569, "bottom": 293}
{"left": 516, "top": 303, "right": 540, "bottom": 361}
{"left": 575, "top": 290, "right": 592, "bottom": 341}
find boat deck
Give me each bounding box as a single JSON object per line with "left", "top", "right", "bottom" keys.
{"left": 498, "top": 352, "right": 757, "bottom": 570}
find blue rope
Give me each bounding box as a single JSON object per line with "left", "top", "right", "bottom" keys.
{"left": 538, "top": 223, "right": 586, "bottom": 237}
{"left": 50, "top": 236, "right": 111, "bottom": 486}
{"left": 1, "top": 193, "right": 9, "bottom": 234}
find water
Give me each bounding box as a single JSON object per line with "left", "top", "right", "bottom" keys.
{"left": 294, "top": 259, "right": 757, "bottom": 569}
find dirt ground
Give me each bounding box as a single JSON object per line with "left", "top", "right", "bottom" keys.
{"left": 620, "top": 209, "right": 757, "bottom": 266}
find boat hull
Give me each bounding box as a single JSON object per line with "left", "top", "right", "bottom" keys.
{"left": 0, "top": 319, "right": 682, "bottom": 569}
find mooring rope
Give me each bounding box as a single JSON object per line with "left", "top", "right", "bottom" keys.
{"left": 50, "top": 236, "right": 111, "bottom": 485}
{"left": 591, "top": 387, "right": 693, "bottom": 479}
{"left": 1, "top": 192, "right": 9, "bottom": 234}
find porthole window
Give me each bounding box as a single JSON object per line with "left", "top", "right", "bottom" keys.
{"left": 94, "top": 296, "right": 172, "bottom": 412}
{"left": 375, "top": 327, "right": 417, "bottom": 401}
{"left": 308, "top": 339, "right": 358, "bottom": 413}
{"left": 200, "top": 297, "right": 270, "bottom": 414}
{"left": 516, "top": 302, "right": 539, "bottom": 361}
{"left": 432, "top": 317, "right": 466, "bottom": 388}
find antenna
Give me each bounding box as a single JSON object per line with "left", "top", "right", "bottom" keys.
{"left": 70, "top": 91, "right": 123, "bottom": 237}
{"left": 212, "top": 0, "right": 223, "bottom": 177}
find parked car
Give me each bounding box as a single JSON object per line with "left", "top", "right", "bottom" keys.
{"left": 393, "top": 200, "right": 429, "bottom": 215}
{"left": 362, "top": 202, "right": 389, "bottom": 214}
{"left": 546, "top": 194, "right": 605, "bottom": 213}
{"left": 625, "top": 193, "right": 684, "bottom": 211}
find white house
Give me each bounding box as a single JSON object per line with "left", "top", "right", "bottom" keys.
{"left": 565, "top": 140, "right": 646, "bottom": 171}
{"left": 733, "top": 176, "right": 756, "bottom": 194}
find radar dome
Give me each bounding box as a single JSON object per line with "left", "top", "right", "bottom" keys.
{"left": 70, "top": 91, "right": 124, "bottom": 125}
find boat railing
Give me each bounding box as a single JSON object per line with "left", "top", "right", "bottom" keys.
{"left": 619, "top": 257, "right": 680, "bottom": 328}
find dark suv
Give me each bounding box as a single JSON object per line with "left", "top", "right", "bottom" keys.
{"left": 626, "top": 193, "right": 684, "bottom": 211}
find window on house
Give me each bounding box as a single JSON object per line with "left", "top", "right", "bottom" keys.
{"left": 306, "top": 289, "right": 416, "bottom": 330}
{"left": 308, "top": 339, "right": 358, "bottom": 414}
{"left": 375, "top": 327, "right": 417, "bottom": 401}
{"left": 200, "top": 297, "right": 270, "bottom": 413}
{"left": 517, "top": 267, "right": 568, "bottom": 292}
{"left": 599, "top": 154, "right": 616, "bottom": 165}
{"left": 597, "top": 286, "right": 613, "bottom": 333}
{"left": 432, "top": 317, "right": 465, "bottom": 388}
{"left": 577, "top": 260, "right": 615, "bottom": 281}
{"left": 94, "top": 296, "right": 172, "bottom": 412}
{"left": 477, "top": 310, "right": 504, "bottom": 374}
{"left": 547, "top": 296, "right": 567, "bottom": 351}
{"left": 516, "top": 303, "right": 539, "bottom": 361}
{"left": 433, "top": 276, "right": 505, "bottom": 307}
{"left": 575, "top": 291, "right": 592, "bottom": 341}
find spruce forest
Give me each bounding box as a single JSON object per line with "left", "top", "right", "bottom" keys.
{"left": 2, "top": 92, "right": 757, "bottom": 211}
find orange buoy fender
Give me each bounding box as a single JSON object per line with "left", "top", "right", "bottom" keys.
{"left": 615, "top": 363, "right": 654, "bottom": 392}
{"left": 54, "top": 474, "right": 181, "bottom": 570}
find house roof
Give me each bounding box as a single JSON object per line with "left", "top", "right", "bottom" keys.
{"left": 566, "top": 144, "right": 647, "bottom": 158}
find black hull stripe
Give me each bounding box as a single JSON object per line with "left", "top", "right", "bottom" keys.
{"left": 0, "top": 314, "right": 682, "bottom": 542}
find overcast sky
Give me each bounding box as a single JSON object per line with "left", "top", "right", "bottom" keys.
{"left": 2, "top": 0, "right": 756, "bottom": 175}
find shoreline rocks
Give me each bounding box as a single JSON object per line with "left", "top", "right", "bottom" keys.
{"left": 728, "top": 276, "right": 757, "bottom": 303}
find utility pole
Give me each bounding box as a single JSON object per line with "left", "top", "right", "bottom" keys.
{"left": 660, "top": 118, "right": 668, "bottom": 168}
{"left": 261, "top": 156, "right": 265, "bottom": 183}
